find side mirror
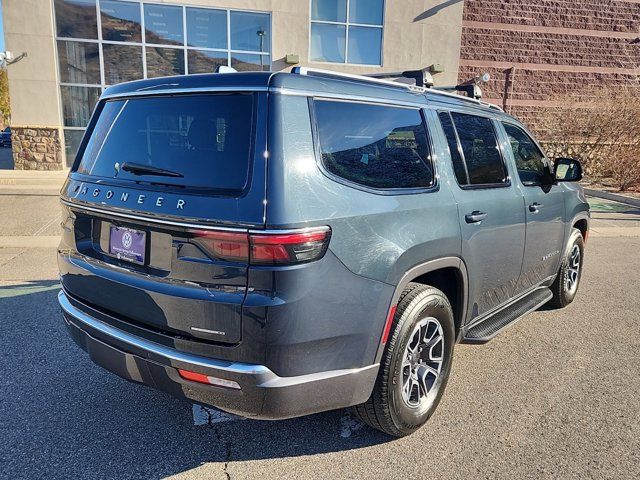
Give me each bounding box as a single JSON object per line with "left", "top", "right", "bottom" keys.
{"left": 554, "top": 158, "right": 583, "bottom": 182}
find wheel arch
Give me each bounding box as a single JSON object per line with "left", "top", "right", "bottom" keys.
{"left": 375, "top": 257, "right": 469, "bottom": 363}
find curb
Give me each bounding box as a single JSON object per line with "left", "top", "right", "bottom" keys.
{"left": 584, "top": 188, "right": 640, "bottom": 208}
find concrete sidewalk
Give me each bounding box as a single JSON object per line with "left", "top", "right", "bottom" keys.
{"left": 0, "top": 169, "right": 68, "bottom": 196}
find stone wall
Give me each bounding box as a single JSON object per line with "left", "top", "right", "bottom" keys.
{"left": 11, "top": 126, "right": 64, "bottom": 170}
{"left": 458, "top": 0, "right": 640, "bottom": 136}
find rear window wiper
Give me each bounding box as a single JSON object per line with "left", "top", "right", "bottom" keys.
{"left": 120, "top": 162, "right": 184, "bottom": 178}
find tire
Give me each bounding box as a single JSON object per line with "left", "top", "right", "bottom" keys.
{"left": 352, "top": 283, "right": 455, "bottom": 437}
{"left": 548, "top": 228, "right": 584, "bottom": 309}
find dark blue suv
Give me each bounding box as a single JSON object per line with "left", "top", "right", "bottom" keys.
{"left": 58, "top": 68, "right": 589, "bottom": 437}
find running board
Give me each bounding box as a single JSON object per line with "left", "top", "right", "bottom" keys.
{"left": 462, "top": 287, "right": 553, "bottom": 344}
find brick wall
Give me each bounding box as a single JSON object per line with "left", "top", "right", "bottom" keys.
{"left": 12, "top": 127, "right": 64, "bottom": 170}
{"left": 458, "top": 0, "right": 640, "bottom": 136}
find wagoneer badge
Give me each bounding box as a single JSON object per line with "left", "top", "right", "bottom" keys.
{"left": 76, "top": 185, "right": 186, "bottom": 209}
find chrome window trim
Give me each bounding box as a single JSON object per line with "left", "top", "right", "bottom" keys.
{"left": 101, "top": 85, "right": 269, "bottom": 100}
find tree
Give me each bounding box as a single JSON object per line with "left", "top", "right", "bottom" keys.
{"left": 0, "top": 67, "right": 10, "bottom": 126}
{"left": 537, "top": 86, "right": 640, "bottom": 191}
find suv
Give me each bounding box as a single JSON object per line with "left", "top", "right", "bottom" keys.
{"left": 58, "top": 68, "right": 589, "bottom": 437}
{"left": 0, "top": 127, "right": 11, "bottom": 148}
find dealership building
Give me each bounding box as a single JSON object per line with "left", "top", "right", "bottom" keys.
{"left": 3, "top": 0, "right": 639, "bottom": 170}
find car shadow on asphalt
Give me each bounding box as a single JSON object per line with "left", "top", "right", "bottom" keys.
{"left": 1, "top": 282, "right": 391, "bottom": 479}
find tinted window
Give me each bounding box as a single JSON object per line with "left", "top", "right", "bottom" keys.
{"left": 438, "top": 112, "right": 467, "bottom": 185}
{"left": 451, "top": 113, "right": 507, "bottom": 185}
{"left": 77, "top": 94, "right": 254, "bottom": 192}
{"left": 502, "top": 123, "right": 548, "bottom": 185}
{"left": 314, "top": 100, "right": 434, "bottom": 190}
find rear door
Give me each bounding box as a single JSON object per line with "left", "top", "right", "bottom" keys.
{"left": 59, "top": 91, "right": 268, "bottom": 344}
{"left": 499, "top": 122, "right": 565, "bottom": 288}
{"left": 436, "top": 111, "right": 526, "bottom": 322}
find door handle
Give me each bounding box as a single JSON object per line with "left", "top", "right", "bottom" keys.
{"left": 465, "top": 211, "right": 487, "bottom": 223}
{"left": 529, "top": 202, "right": 543, "bottom": 213}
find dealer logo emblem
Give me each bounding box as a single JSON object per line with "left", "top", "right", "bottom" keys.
{"left": 122, "top": 231, "right": 133, "bottom": 249}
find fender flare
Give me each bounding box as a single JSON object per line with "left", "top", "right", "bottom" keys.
{"left": 374, "top": 257, "right": 469, "bottom": 363}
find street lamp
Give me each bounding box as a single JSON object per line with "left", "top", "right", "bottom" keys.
{"left": 256, "top": 30, "right": 266, "bottom": 71}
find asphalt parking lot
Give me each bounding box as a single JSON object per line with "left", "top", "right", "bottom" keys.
{"left": 1, "top": 186, "right": 639, "bottom": 479}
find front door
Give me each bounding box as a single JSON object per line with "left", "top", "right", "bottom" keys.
{"left": 436, "top": 111, "right": 526, "bottom": 322}
{"left": 499, "top": 122, "right": 566, "bottom": 289}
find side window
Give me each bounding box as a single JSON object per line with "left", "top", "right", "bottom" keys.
{"left": 438, "top": 111, "right": 468, "bottom": 185}
{"left": 502, "top": 123, "right": 548, "bottom": 185}
{"left": 313, "top": 100, "right": 435, "bottom": 190}
{"left": 450, "top": 113, "right": 508, "bottom": 186}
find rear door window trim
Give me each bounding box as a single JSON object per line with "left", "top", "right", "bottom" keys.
{"left": 436, "top": 109, "right": 512, "bottom": 190}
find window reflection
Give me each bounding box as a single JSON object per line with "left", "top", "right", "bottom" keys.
{"left": 57, "top": 40, "right": 101, "bottom": 84}
{"left": 347, "top": 27, "right": 382, "bottom": 65}
{"left": 144, "top": 4, "right": 184, "bottom": 45}
{"left": 349, "top": 0, "right": 384, "bottom": 25}
{"left": 311, "top": 0, "right": 346, "bottom": 22}
{"left": 61, "top": 86, "right": 102, "bottom": 128}
{"left": 230, "top": 12, "right": 270, "bottom": 53}
{"left": 310, "top": 23, "right": 346, "bottom": 63}
{"left": 188, "top": 50, "right": 228, "bottom": 74}
{"left": 64, "top": 129, "right": 86, "bottom": 166}
{"left": 103, "top": 44, "right": 143, "bottom": 84}
{"left": 146, "top": 47, "right": 185, "bottom": 78}
{"left": 55, "top": 0, "right": 98, "bottom": 39}
{"left": 310, "top": 0, "right": 384, "bottom": 65}
{"left": 231, "top": 53, "right": 270, "bottom": 72}
{"left": 100, "top": 0, "right": 142, "bottom": 42}
{"left": 186, "top": 8, "right": 227, "bottom": 49}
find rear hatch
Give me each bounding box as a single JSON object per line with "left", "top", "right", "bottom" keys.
{"left": 59, "top": 90, "right": 268, "bottom": 345}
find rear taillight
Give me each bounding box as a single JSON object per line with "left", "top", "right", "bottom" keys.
{"left": 190, "top": 227, "right": 331, "bottom": 266}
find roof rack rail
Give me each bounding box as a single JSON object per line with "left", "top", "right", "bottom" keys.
{"left": 290, "top": 66, "right": 504, "bottom": 112}
{"left": 366, "top": 69, "right": 434, "bottom": 87}
{"left": 290, "top": 66, "right": 425, "bottom": 93}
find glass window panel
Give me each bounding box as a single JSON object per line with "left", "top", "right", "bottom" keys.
{"left": 143, "top": 4, "right": 184, "bottom": 46}
{"left": 230, "top": 53, "right": 270, "bottom": 72}
{"left": 230, "top": 12, "right": 270, "bottom": 53}
{"left": 76, "top": 94, "right": 254, "bottom": 192}
{"left": 451, "top": 113, "right": 508, "bottom": 185}
{"left": 64, "top": 129, "right": 86, "bottom": 166}
{"left": 57, "top": 40, "right": 101, "bottom": 84}
{"left": 311, "top": 0, "right": 346, "bottom": 22}
{"left": 186, "top": 8, "right": 227, "bottom": 49}
{"left": 314, "top": 100, "right": 434, "bottom": 189}
{"left": 503, "top": 123, "right": 548, "bottom": 185}
{"left": 347, "top": 26, "right": 382, "bottom": 65}
{"left": 100, "top": 0, "right": 142, "bottom": 43}
{"left": 438, "top": 111, "right": 468, "bottom": 185}
{"left": 349, "top": 0, "right": 384, "bottom": 25}
{"left": 310, "top": 23, "right": 346, "bottom": 63}
{"left": 54, "top": 0, "right": 98, "bottom": 39}
{"left": 188, "top": 50, "right": 228, "bottom": 74}
{"left": 103, "top": 44, "right": 143, "bottom": 84}
{"left": 60, "top": 86, "right": 101, "bottom": 127}
{"left": 146, "top": 47, "right": 186, "bottom": 78}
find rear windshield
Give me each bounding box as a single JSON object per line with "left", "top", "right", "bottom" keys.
{"left": 76, "top": 93, "right": 254, "bottom": 192}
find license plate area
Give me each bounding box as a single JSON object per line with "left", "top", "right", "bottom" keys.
{"left": 109, "top": 226, "right": 147, "bottom": 265}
